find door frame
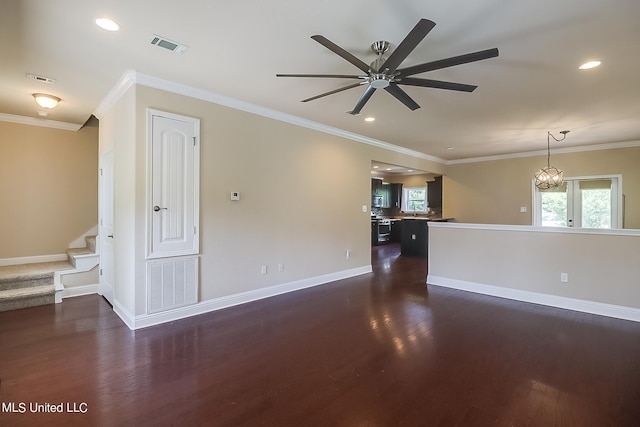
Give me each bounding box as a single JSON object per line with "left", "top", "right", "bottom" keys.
{"left": 532, "top": 174, "right": 623, "bottom": 228}
{"left": 98, "top": 148, "right": 115, "bottom": 305}
{"left": 146, "top": 108, "right": 200, "bottom": 259}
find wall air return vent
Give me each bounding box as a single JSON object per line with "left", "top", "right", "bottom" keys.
{"left": 150, "top": 34, "right": 189, "bottom": 54}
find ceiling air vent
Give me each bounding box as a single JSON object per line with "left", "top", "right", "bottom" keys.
{"left": 26, "top": 73, "right": 56, "bottom": 84}
{"left": 150, "top": 34, "right": 189, "bottom": 54}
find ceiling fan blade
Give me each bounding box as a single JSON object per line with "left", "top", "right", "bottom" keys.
{"left": 384, "top": 84, "right": 420, "bottom": 111}
{"left": 301, "top": 82, "right": 364, "bottom": 103}
{"left": 311, "top": 35, "right": 371, "bottom": 73}
{"left": 276, "top": 73, "right": 364, "bottom": 79}
{"left": 380, "top": 19, "right": 436, "bottom": 73}
{"left": 398, "top": 77, "right": 477, "bottom": 92}
{"left": 397, "top": 47, "right": 499, "bottom": 77}
{"left": 349, "top": 85, "right": 377, "bottom": 115}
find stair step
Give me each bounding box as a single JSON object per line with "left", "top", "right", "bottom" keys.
{"left": 0, "top": 261, "right": 73, "bottom": 284}
{"left": 85, "top": 235, "right": 97, "bottom": 253}
{"left": 67, "top": 248, "right": 99, "bottom": 269}
{"left": 0, "top": 285, "right": 56, "bottom": 312}
{"left": 0, "top": 261, "right": 73, "bottom": 312}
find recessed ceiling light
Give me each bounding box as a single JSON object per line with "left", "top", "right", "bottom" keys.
{"left": 373, "top": 165, "right": 379, "bottom": 169}
{"left": 386, "top": 168, "right": 392, "bottom": 171}
{"left": 446, "top": 147, "right": 455, "bottom": 150}
{"left": 407, "top": 169, "right": 413, "bottom": 172}
{"left": 579, "top": 60, "right": 601, "bottom": 70}
{"left": 364, "top": 117, "right": 375, "bottom": 122}
{"left": 96, "top": 18, "right": 120, "bottom": 32}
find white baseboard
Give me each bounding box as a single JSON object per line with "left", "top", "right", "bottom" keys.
{"left": 427, "top": 275, "right": 640, "bottom": 323}
{"left": 113, "top": 300, "right": 136, "bottom": 330}
{"left": 115, "top": 265, "right": 372, "bottom": 330}
{"left": 58, "top": 284, "right": 99, "bottom": 301}
{"left": 0, "top": 254, "right": 68, "bottom": 267}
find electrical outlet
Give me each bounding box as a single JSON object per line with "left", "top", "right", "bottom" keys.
{"left": 261, "top": 265, "right": 267, "bottom": 275}
{"left": 362, "top": 205, "right": 368, "bottom": 213}
{"left": 411, "top": 234, "right": 416, "bottom": 240}
{"left": 345, "top": 250, "right": 350, "bottom": 259}
{"left": 561, "top": 273, "right": 568, "bottom": 283}
{"left": 520, "top": 206, "right": 528, "bottom": 213}
{"left": 278, "top": 263, "right": 284, "bottom": 272}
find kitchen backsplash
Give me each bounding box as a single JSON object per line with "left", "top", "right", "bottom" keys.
{"left": 372, "top": 207, "right": 442, "bottom": 218}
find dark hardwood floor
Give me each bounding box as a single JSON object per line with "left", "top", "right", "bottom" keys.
{"left": 1, "top": 243, "right": 640, "bottom": 426}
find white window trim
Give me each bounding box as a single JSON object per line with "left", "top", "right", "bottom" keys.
{"left": 532, "top": 174, "right": 623, "bottom": 228}
{"left": 402, "top": 186, "right": 428, "bottom": 213}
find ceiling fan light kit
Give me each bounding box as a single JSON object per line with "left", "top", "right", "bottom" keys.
{"left": 277, "top": 18, "right": 499, "bottom": 115}
{"left": 534, "top": 130, "right": 570, "bottom": 190}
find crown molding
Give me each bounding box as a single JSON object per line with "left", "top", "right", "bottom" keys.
{"left": 0, "top": 113, "right": 82, "bottom": 131}
{"left": 92, "top": 70, "right": 137, "bottom": 120}
{"left": 94, "top": 71, "right": 640, "bottom": 166}
{"left": 447, "top": 140, "right": 640, "bottom": 165}
{"left": 95, "top": 70, "right": 446, "bottom": 164}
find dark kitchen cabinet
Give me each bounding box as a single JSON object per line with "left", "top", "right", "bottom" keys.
{"left": 371, "top": 178, "right": 383, "bottom": 195}
{"left": 401, "top": 219, "right": 428, "bottom": 257}
{"left": 371, "top": 220, "right": 379, "bottom": 246}
{"left": 390, "top": 219, "right": 402, "bottom": 243}
{"left": 428, "top": 176, "right": 442, "bottom": 209}
{"left": 389, "top": 183, "right": 403, "bottom": 209}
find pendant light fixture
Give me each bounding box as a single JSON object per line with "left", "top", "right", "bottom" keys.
{"left": 534, "top": 130, "right": 569, "bottom": 190}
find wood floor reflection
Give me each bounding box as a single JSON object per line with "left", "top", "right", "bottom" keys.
{"left": 1, "top": 243, "right": 640, "bottom": 426}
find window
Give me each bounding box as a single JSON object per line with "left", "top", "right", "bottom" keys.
{"left": 533, "top": 175, "right": 621, "bottom": 228}
{"left": 403, "top": 187, "right": 427, "bottom": 212}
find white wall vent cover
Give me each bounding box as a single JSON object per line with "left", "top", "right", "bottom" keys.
{"left": 150, "top": 34, "right": 189, "bottom": 54}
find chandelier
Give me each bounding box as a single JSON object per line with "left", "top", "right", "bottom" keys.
{"left": 534, "top": 130, "right": 569, "bottom": 189}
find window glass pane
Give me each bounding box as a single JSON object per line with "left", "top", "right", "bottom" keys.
{"left": 404, "top": 188, "right": 427, "bottom": 212}
{"left": 541, "top": 191, "right": 567, "bottom": 226}
{"left": 581, "top": 188, "right": 611, "bottom": 228}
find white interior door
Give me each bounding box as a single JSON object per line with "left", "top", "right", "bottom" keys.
{"left": 99, "top": 149, "right": 115, "bottom": 305}
{"left": 148, "top": 110, "right": 200, "bottom": 258}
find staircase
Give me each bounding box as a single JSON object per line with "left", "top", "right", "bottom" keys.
{"left": 0, "top": 236, "right": 99, "bottom": 312}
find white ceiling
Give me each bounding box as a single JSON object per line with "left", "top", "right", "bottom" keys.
{"left": 2, "top": 0, "right": 639, "bottom": 161}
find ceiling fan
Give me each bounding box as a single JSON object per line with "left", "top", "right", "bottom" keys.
{"left": 276, "top": 18, "right": 499, "bottom": 115}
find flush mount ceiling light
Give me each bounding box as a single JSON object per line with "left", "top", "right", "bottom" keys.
{"left": 534, "top": 130, "right": 570, "bottom": 190}
{"left": 96, "top": 18, "right": 120, "bottom": 31}
{"left": 579, "top": 60, "right": 601, "bottom": 70}
{"left": 32, "top": 93, "right": 61, "bottom": 109}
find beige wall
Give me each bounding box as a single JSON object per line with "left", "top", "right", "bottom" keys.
{"left": 99, "top": 84, "right": 442, "bottom": 317}
{"left": 99, "top": 87, "right": 137, "bottom": 314}
{"left": 0, "top": 121, "right": 98, "bottom": 258}
{"left": 428, "top": 224, "right": 640, "bottom": 313}
{"left": 444, "top": 146, "right": 640, "bottom": 229}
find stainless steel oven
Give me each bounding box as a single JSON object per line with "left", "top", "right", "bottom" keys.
{"left": 377, "top": 219, "right": 391, "bottom": 244}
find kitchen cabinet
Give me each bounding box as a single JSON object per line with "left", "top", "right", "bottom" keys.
{"left": 390, "top": 219, "right": 402, "bottom": 242}
{"left": 401, "top": 219, "right": 428, "bottom": 257}
{"left": 389, "top": 183, "right": 403, "bottom": 209}
{"left": 371, "top": 220, "right": 379, "bottom": 246}
{"left": 371, "top": 178, "right": 383, "bottom": 195}
{"left": 428, "top": 176, "right": 442, "bottom": 209}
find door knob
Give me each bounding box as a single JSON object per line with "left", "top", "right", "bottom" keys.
{"left": 153, "top": 206, "right": 167, "bottom": 212}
